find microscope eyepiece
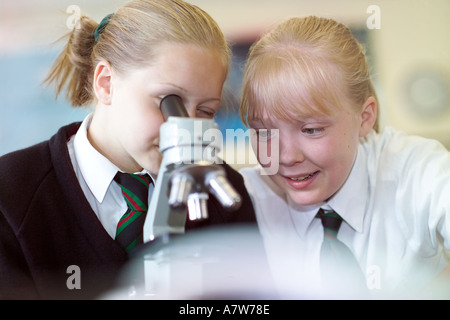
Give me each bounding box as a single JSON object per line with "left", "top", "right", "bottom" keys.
{"left": 160, "top": 94, "right": 189, "bottom": 119}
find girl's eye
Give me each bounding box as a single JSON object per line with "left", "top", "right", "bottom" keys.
{"left": 302, "top": 127, "right": 325, "bottom": 135}
{"left": 258, "top": 129, "right": 271, "bottom": 138}
{"left": 196, "top": 108, "right": 216, "bottom": 119}
{"left": 256, "top": 129, "right": 278, "bottom": 142}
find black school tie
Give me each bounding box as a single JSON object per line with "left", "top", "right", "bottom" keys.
{"left": 317, "top": 208, "right": 368, "bottom": 297}
{"left": 114, "top": 172, "right": 152, "bottom": 252}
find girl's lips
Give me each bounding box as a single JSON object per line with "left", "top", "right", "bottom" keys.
{"left": 283, "top": 171, "right": 320, "bottom": 189}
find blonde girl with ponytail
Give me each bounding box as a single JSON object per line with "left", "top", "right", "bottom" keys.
{"left": 240, "top": 16, "right": 450, "bottom": 299}
{"left": 0, "top": 0, "right": 256, "bottom": 299}
{"left": 46, "top": 0, "right": 232, "bottom": 174}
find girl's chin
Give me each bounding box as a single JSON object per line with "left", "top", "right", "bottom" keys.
{"left": 287, "top": 194, "right": 323, "bottom": 207}
{"left": 142, "top": 162, "right": 160, "bottom": 176}
{"left": 285, "top": 188, "right": 338, "bottom": 207}
{"left": 282, "top": 186, "right": 327, "bottom": 206}
{"left": 140, "top": 150, "right": 162, "bottom": 173}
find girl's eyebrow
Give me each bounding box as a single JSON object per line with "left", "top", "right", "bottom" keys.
{"left": 296, "top": 117, "right": 330, "bottom": 123}
{"left": 252, "top": 115, "right": 329, "bottom": 125}
{"left": 284, "top": 112, "right": 333, "bottom": 122}
{"left": 158, "top": 82, "right": 188, "bottom": 93}
{"left": 158, "top": 82, "right": 221, "bottom": 103}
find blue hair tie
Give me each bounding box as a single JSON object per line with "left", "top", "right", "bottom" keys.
{"left": 94, "top": 13, "right": 114, "bottom": 42}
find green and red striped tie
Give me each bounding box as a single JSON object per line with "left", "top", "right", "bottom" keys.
{"left": 114, "top": 172, "right": 152, "bottom": 253}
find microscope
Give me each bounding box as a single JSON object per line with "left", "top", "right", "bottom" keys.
{"left": 142, "top": 95, "right": 242, "bottom": 242}
{"left": 108, "top": 98, "right": 275, "bottom": 299}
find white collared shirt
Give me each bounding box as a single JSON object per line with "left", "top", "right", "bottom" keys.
{"left": 240, "top": 127, "right": 450, "bottom": 299}
{"left": 67, "top": 114, "right": 155, "bottom": 239}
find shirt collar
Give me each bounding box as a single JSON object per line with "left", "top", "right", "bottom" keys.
{"left": 74, "top": 114, "right": 156, "bottom": 203}
{"left": 73, "top": 114, "right": 120, "bottom": 203}
{"left": 326, "top": 145, "right": 369, "bottom": 233}
{"left": 288, "top": 198, "right": 322, "bottom": 238}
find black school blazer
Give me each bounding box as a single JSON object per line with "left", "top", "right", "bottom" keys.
{"left": 0, "top": 122, "right": 256, "bottom": 299}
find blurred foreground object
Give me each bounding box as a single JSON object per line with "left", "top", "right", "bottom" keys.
{"left": 104, "top": 225, "right": 277, "bottom": 299}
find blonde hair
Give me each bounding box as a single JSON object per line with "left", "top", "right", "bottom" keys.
{"left": 240, "top": 16, "right": 379, "bottom": 131}
{"left": 45, "top": 0, "right": 230, "bottom": 106}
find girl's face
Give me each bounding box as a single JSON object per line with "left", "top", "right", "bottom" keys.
{"left": 91, "top": 43, "right": 227, "bottom": 174}
{"left": 248, "top": 101, "right": 373, "bottom": 206}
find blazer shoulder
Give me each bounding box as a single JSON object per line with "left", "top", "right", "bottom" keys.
{"left": 0, "top": 122, "right": 80, "bottom": 210}
{"left": 0, "top": 140, "right": 54, "bottom": 226}
{"left": 0, "top": 140, "right": 53, "bottom": 183}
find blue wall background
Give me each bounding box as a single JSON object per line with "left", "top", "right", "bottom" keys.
{"left": 0, "top": 49, "right": 90, "bottom": 156}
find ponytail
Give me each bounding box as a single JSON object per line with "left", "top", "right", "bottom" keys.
{"left": 44, "top": 16, "right": 97, "bottom": 106}
{"left": 44, "top": 0, "right": 230, "bottom": 108}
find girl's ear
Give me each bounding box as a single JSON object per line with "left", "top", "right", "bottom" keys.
{"left": 93, "top": 61, "right": 113, "bottom": 105}
{"left": 359, "top": 96, "right": 378, "bottom": 137}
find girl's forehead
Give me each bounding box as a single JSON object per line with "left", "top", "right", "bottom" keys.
{"left": 247, "top": 88, "right": 337, "bottom": 125}
{"left": 248, "top": 58, "right": 346, "bottom": 112}
{"left": 248, "top": 102, "right": 330, "bottom": 128}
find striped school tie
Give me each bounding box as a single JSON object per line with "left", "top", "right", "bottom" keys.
{"left": 114, "top": 172, "right": 152, "bottom": 253}
{"left": 317, "top": 208, "right": 368, "bottom": 297}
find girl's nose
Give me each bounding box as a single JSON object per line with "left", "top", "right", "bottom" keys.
{"left": 182, "top": 101, "right": 197, "bottom": 118}
{"left": 278, "top": 135, "right": 305, "bottom": 167}
{"left": 186, "top": 108, "right": 196, "bottom": 118}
